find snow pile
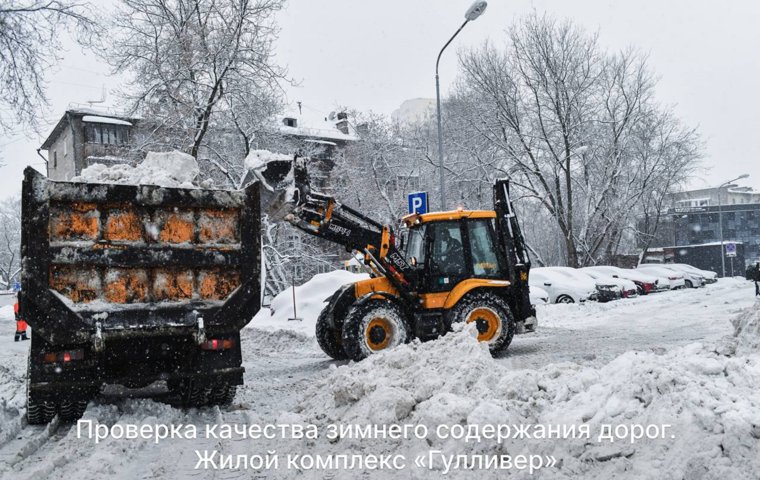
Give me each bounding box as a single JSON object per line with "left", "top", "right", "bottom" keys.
{"left": 75, "top": 150, "right": 201, "bottom": 188}
{"left": 251, "top": 270, "right": 368, "bottom": 336}
{"left": 244, "top": 149, "right": 292, "bottom": 171}
{"left": 292, "top": 308, "right": 760, "bottom": 478}
{"left": 730, "top": 299, "right": 760, "bottom": 354}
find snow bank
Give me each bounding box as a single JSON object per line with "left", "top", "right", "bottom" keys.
{"left": 291, "top": 306, "right": 760, "bottom": 479}
{"left": 74, "top": 150, "right": 201, "bottom": 188}
{"left": 730, "top": 299, "right": 760, "bottom": 354}
{"left": 251, "top": 270, "right": 368, "bottom": 336}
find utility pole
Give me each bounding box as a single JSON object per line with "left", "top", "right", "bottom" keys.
{"left": 434, "top": 1, "right": 488, "bottom": 211}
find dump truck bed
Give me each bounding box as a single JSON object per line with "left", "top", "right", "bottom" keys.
{"left": 20, "top": 167, "right": 261, "bottom": 422}
{"left": 21, "top": 167, "right": 261, "bottom": 343}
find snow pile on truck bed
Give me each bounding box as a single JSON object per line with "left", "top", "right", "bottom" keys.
{"left": 74, "top": 150, "right": 201, "bottom": 188}
{"left": 291, "top": 307, "right": 760, "bottom": 479}
{"left": 251, "top": 270, "right": 368, "bottom": 336}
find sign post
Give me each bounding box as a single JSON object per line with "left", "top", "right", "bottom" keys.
{"left": 408, "top": 191, "right": 429, "bottom": 215}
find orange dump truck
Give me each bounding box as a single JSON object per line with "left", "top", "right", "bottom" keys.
{"left": 20, "top": 167, "right": 261, "bottom": 424}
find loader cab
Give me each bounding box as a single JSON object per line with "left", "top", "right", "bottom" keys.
{"left": 402, "top": 210, "right": 505, "bottom": 294}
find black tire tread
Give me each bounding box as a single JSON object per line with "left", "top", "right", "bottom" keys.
{"left": 315, "top": 306, "right": 348, "bottom": 360}
{"left": 450, "top": 291, "right": 516, "bottom": 354}
{"left": 342, "top": 299, "right": 409, "bottom": 362}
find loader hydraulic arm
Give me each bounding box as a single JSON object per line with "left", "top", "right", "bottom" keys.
{"left": 286, "top": 191, "right": 417, "bottom": 297}
{"left": 247, "top": 155, "right": 419, "bottom": 303}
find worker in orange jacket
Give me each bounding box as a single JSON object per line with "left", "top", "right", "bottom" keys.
{"left": 14, "top": 296, "right": 28, "bottom": 342}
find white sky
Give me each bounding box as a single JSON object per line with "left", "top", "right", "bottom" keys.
{"left": 1, "top": 0, "right": 759, "bottom": 199}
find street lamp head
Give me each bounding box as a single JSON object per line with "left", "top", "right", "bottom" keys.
{"left": 738, "top": 173, "right": 750, "bottom": 180}
{"left": 465, "top": 1, "right": 488, "bottom": 21}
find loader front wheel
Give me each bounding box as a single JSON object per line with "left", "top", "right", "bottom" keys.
{"left": 451, "top": 292, "right": 515, "bottom": 354}
{"left": 316, "top": 307, "right": 348, "bottom": 360}
{"left": 342, "top": 300, "right": 409, "bottom": 361}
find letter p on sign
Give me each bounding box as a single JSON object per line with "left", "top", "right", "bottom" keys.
{"left": 408, "top": 192, "right": 428, "bottom": 215}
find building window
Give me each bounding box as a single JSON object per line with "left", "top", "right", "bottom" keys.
{"left": 85, "top": 124, "right": 129, "bottom": 145}
{"left": 389, "top": 175, "right": 420, "bottom": 193}
{"left": 53, "top": 151, "right": 57, "bottom": 169}
{"left": 283, "top": 117, "right": 297, "bottom": 128}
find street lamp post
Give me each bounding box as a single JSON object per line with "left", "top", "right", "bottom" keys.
{"left": 435, "top": 1, "right": 487, "bottom": 211}
{"left": 717, "top": 173, "right": 750, "bottom": 278}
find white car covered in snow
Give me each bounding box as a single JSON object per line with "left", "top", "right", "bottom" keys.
{"left": 529, "top": 268, "right": 596, "bottom": 304}
{"left": 656, "top": 265, "right": 704, "bottom": 288}
{"left": 579, "top": 267, "right": 638, "bottom": 298}
{"left": 543, "top": 266, "right": 622, "bottom": 302}
{"left": 667, "top": 263, "right": 718, "bottom": 284}
{"left": 529, "top": 285, "right": 550, "bottom": 305}
{"left": 636, "top": 265, "right": 686, "bottom": 290}
{"left": 581, "top": 265, "right": 659, "bottom": 295}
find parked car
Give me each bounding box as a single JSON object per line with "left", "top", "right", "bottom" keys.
{"left": 657, "top": 265, "right": 704, "bottom": 288}
{"left": 579, "top": 267, "right": 638, "bottom": 298}
{"left": 667, "top": 263, "right": 718, "bottom": 284}
{"left": 540, "top": 267, "right": 619, "bottom": 302}
{"left": 636, "top": 265, "right": 686, "bottom": 289}
{"left": 581, "top": 265, "right": 659, "bottom": 295}
{"left": 529, "top": 269, "right": 596, "bottom": 304}
{"left": 529, "top": 285, "right": 550, "bottom": 305}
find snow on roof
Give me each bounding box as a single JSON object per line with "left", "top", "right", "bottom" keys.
{"left": 82, "top": 115, "right": 133, "bottom": 126}
{"left": 277, "top": 104, "right": 358, "bottom": 142}
{"left": 304, "top": 139, "right": 338, "bottom": 146}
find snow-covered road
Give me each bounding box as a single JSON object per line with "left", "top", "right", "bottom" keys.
{"left": 0, "top": 278, "right": 758, "bottom": 479}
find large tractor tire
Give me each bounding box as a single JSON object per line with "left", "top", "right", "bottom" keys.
{"left": 315, "top": 306, "right": 348, "bottom": 360}
{"left": 341, "top": 299, "right": 409, "bottom": 361}
{"left": 450, "top": 291, "right": 516, "bottom": 354}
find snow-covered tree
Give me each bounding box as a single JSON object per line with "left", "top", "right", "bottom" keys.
{"left": 448, "top": 13, "right": 701, "bottom": 267}
{"left": 0, "top": 1, "right": 99, "bottom": 133}
{"left": 104, "top": 0, "right": 287, "bottom": 166}
{"left": 0, "top": 196, "right": 21, "bottom": 287}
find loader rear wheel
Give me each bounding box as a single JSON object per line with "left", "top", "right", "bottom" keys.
{"left": 451, "top": 292, "right": 515, "bottom": 354}
{"left": 316, "top": 307, "right": 348, "bottom": 360}
{"left": 342, "top": 299, "right": 409, "bottom": 361}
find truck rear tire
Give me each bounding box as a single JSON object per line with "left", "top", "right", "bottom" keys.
{"left": 59, "top": 400, "right": 89, "bottom": 422}
{"left": 208, "top": 384, "right": 237, "bottom": 406}
{"left": 342, "top": 299, "right": 409, "bottom": 361}
{"left": 316, "top": 306, "right": 348, "bottom": 360}
{"left": 175, "top": 381, "right": 236, "bottom": 408}
{"left": 26, "top": 354, "right": 57, "bottom": 425}
{"left": 451, "top": 291, "right": 515, "bottom": 354}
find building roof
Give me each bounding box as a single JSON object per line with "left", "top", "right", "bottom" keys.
{"left": 277, "top": 104, "right": 358, "bottom": 142}
{"left": 40, "top": 108, "right": 138, "bottom": 150}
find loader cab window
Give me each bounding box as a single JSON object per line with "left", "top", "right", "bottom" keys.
{"left": 429, "top": 221, "right": 466, "bottom": 279}
{"left": 405, "top": 225, "right": 426, "bottom": 267}
{"left": 467, "top": 219, "right": 501, "bottom": 277}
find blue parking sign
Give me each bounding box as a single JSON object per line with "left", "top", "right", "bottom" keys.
{"left": 408, "top": 192, "right": 428, "bottom": 215}
{"left": 725, "top": 242, "right": 737, "bottom": 257}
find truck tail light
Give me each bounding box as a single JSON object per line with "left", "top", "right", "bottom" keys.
{"left": 42, "top": 349, "right": 84, "bottom": 363}
{"left": 200, "top": 339, "right": 235, "bottom": 351}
